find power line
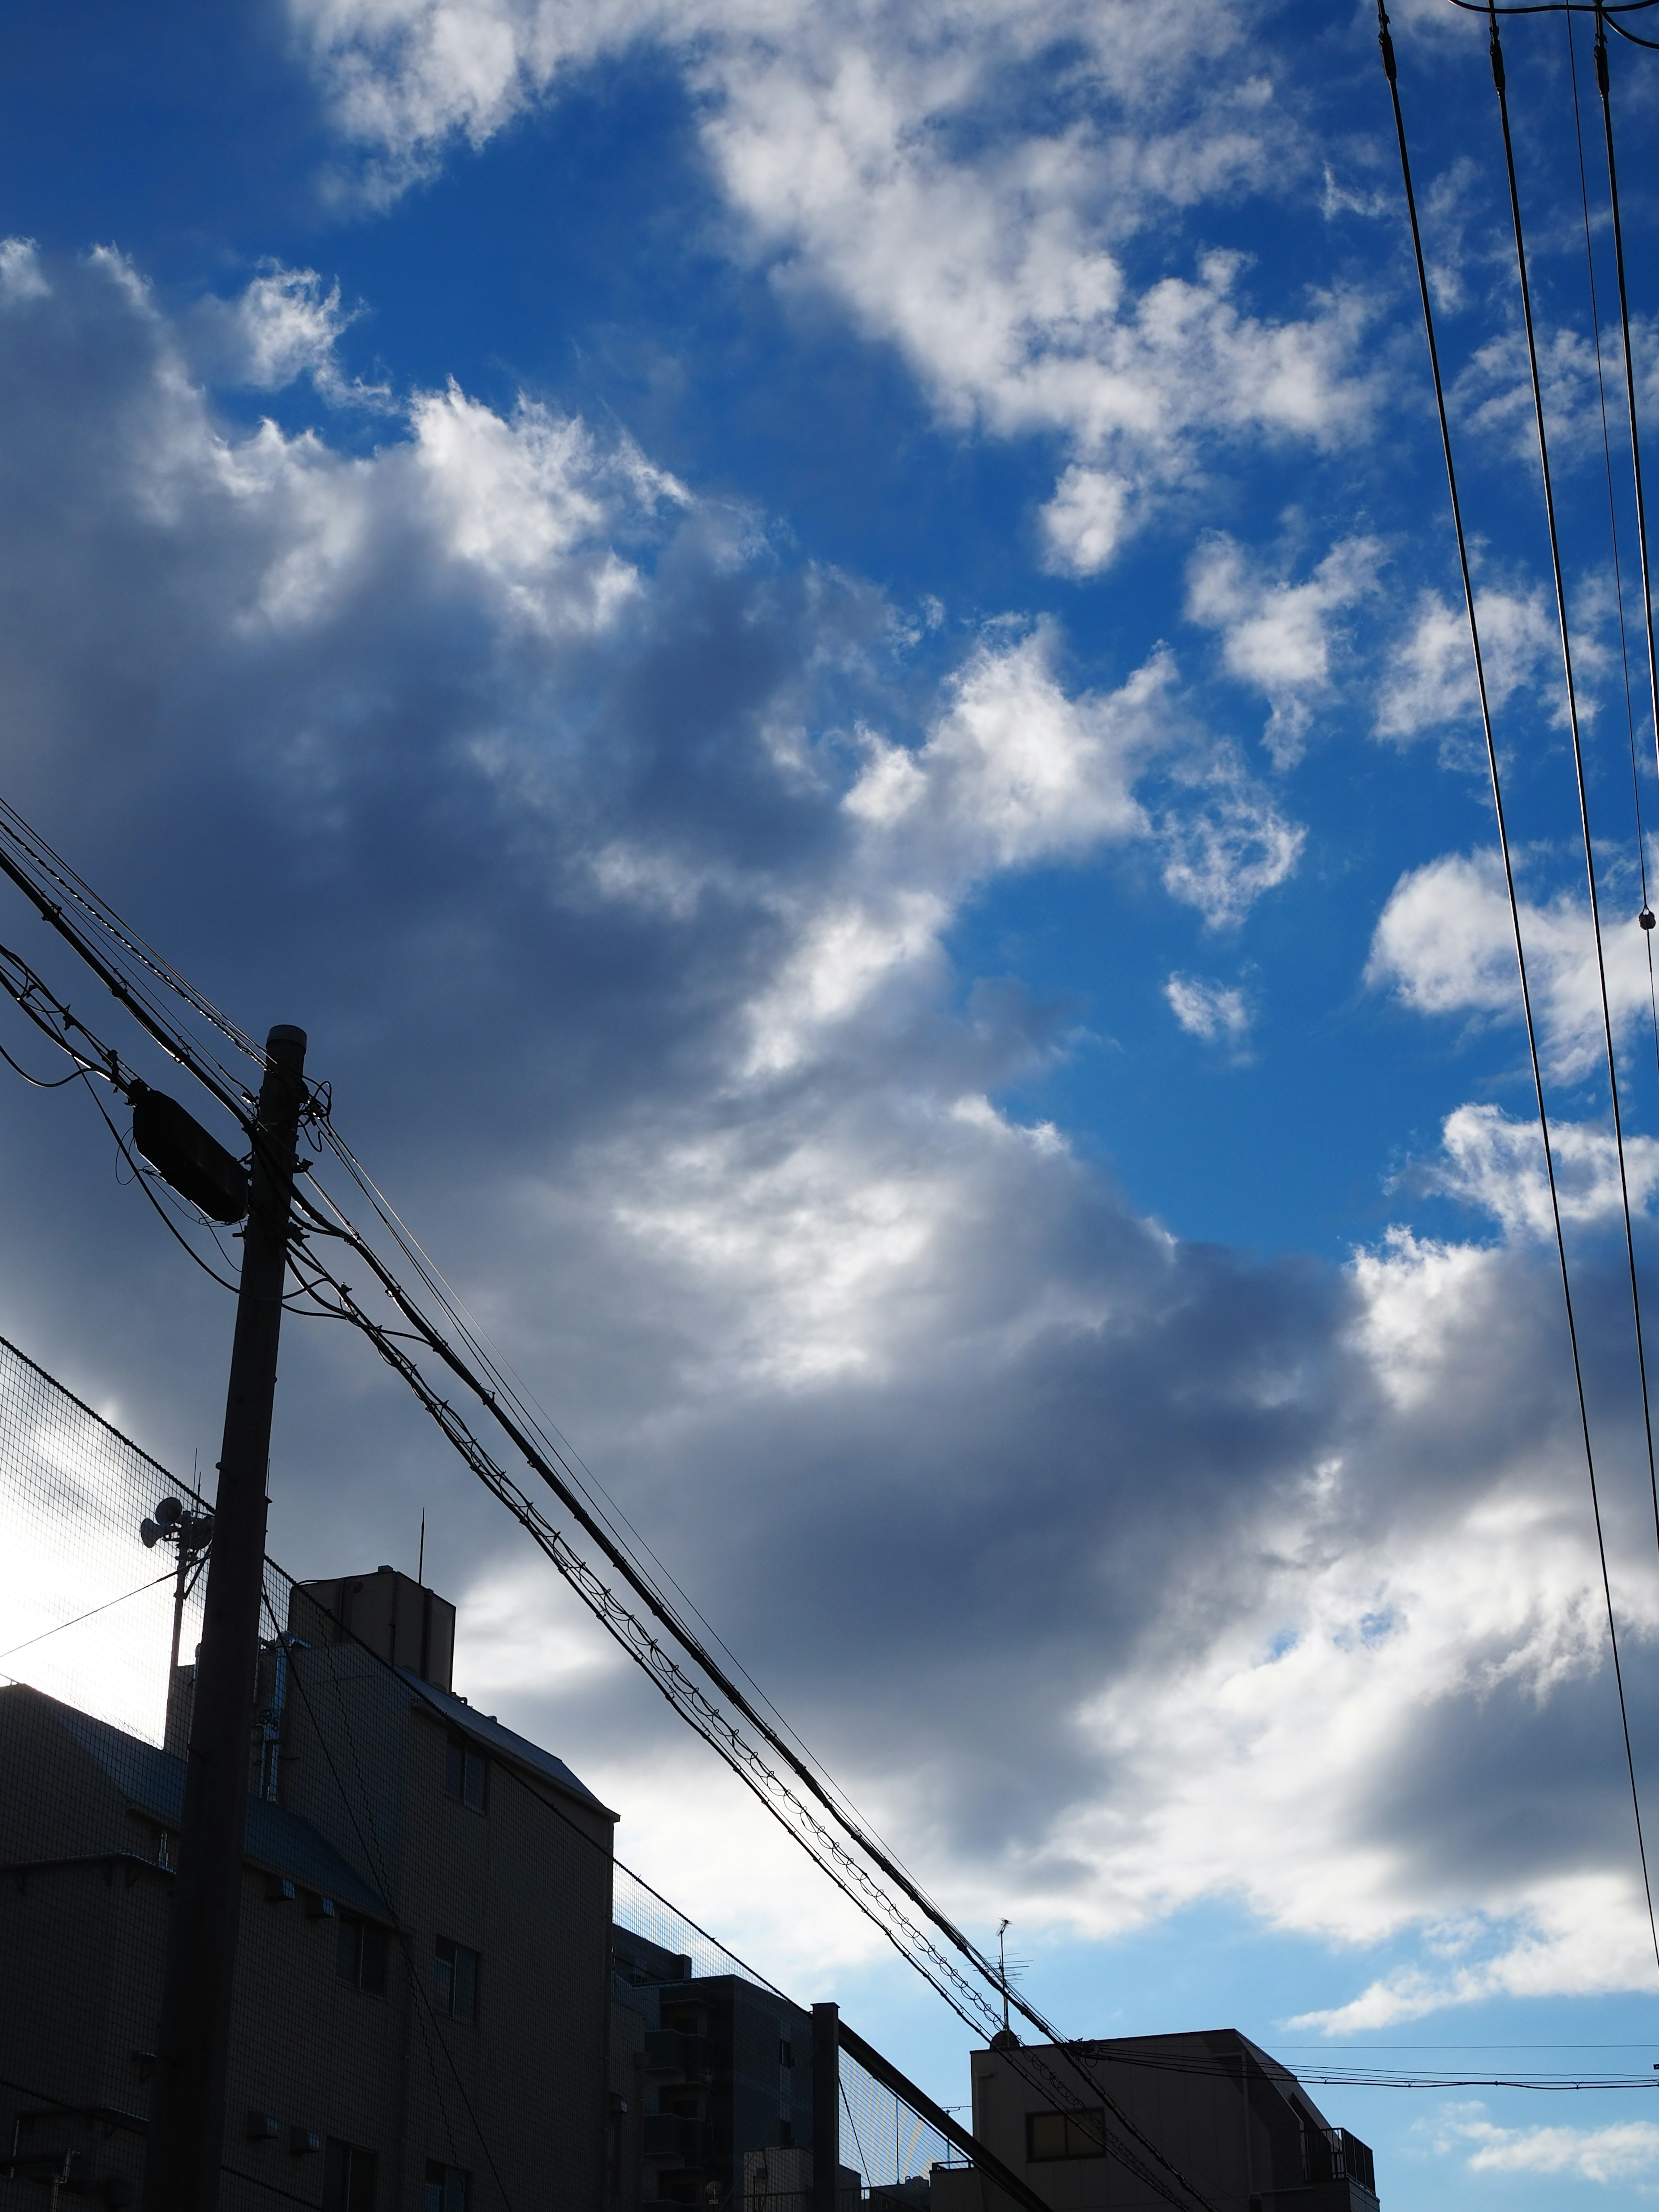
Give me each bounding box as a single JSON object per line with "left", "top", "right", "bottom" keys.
{"left": 1376, "top": 0, "right": 1659, "bottom": 1980}
{"left": 0, "top": 1570, "right": 175, "bottom": 1665}
{"left": 1593, "top": 2, "right": 1659, "bottom": 870}
{"left": 1485, "top": 0, "right": 1659, "bottom": 1980}
{"left": 1562, "top": 6, "right": 1659, "bottom": 1110}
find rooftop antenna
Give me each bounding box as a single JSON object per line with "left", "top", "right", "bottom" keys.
{"left": 990, "top": 1920, "right": 1027, "bottom": 2050}
{"left": 418, "top": 1508, "right": 426, "bottom": 1587}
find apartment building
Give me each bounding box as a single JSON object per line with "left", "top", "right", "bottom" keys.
{"left": 610, "top": 1924, "right": 835, "bottom": 2207}
{"left": 0, "top": 1565, "right": 616, "bottom": 2212}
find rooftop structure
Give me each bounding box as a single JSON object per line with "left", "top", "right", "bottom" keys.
{"left": 931, "top": 2031, "right": 1379, "bottom": 2212}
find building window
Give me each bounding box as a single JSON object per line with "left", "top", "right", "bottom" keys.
{"left": 423, "top": 2161, "right": 471, "bottom": 2212}
{"left": 779, "top": 2040, "right": 793, "bottom": 2068}
{"left": 435, "top": 1936, "right": 480, "bottom": 2022}
{"left": 336, "top": 1915, "right": 388, "bottom": 1996}
{"left": 445, "top": 1736, "right": 488, "bottom": 1812}
{"left": 1026, "top": 2109, "right": 1107, "bottom": 2162}
{"left": 323, "top": 2139, "right": 378, "bottom": 2212}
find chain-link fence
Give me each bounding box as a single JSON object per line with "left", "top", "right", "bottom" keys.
{"left": 0, "top": 1333, "right": 967, "bottom": 2212}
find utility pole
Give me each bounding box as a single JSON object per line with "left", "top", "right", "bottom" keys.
{"left": 141, "top": 1025, "right": 307, "bottom": 2212}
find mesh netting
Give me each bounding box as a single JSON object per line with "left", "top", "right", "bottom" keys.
{"left": 839, "top": 2049, "right": 962, "bottom": 2199}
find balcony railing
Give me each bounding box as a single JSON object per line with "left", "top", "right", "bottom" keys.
{"left": 1301, "top": 2125, "right": 1376, "bottom": 2194}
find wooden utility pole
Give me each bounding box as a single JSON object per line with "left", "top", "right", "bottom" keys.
{"left": 141, "top": 1024, "right": 307, "bottom": 2212}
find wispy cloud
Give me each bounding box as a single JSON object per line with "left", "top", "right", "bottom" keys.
{"left": 1165, "top": 973, "right": 1251, "bottom": 1047}
{"left": 1427, "top": 2103, "right": 1659, "bottom": 2186}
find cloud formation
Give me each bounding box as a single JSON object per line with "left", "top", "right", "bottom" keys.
{"left": 1367, "top": 848, "right": 1654, "bottom": 1081}
{"left": 1188, "top": 531, "right": 1381, "bottom": 766}
{"left": 286, "top": 0, "right": 1378, "bottom": 566}
{"left": 1164, "top": 972, "right": 1251, "bottom": 1046}
{"left": 1430, "top": 2104, "right": 1659, "bottom": 2185}
{"left": 3, "top": 237, "right": 1659, "bottom": 2048}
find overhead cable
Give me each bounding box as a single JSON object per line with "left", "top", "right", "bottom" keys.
{"left": 1591, "top": 4, "right": 1659, "bottom": 808}
{"left": 1485, "top": 0, "right": 1659, "bottom": 1976}
{"left": 1563, "top": 8, "right": 1659, "bottom": 1103}
{"left": 1378, "top": 0, "right": 1659, "bottom": 1978}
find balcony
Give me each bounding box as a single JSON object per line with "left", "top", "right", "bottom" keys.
{"left": 1295, "top": 2125, "right": 1378, "bottom": 2208}
{"left": 645, "top": 2029, "right": 709, "bottom": 2079}
{"left": 642, "top": 2114, "right": 705, "bottom": 2165}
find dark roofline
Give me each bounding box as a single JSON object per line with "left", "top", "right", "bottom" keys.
{"left": 398, "top": 1667, "right": 616, "bottom": 1820}
{"left": 977, "top": 2028, "right": 1333, "bottom": 2133}
{"left": 0, "top": 1683, "right": 393, "bottom": 1924}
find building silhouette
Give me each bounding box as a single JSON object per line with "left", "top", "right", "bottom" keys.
{"left": 931, "top": 2031, "right": 1378, "bottom": 2212}
{"left": 0, "top": 1565, "right": 614, "bottom": 2211}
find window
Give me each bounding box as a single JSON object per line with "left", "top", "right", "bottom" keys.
{"left": 445, "top": 1736, "right": 488, "bottom": 1812}
{"left": 423, "top": 2161, "right": 471, "bottom": 2212}
{"left": 323, "top": 2139, "right": 377, "bottom": 2212}
{"left": 779, "top": 2040, "right": 793, "bottom": 2068}
{"left": 434, "top": 1936, "right": 480, "bottom": 2022}
{"left": 1026, "top": 2110, "right": 1107, "bottom": 2163}
{"left": 336, "top": 1915, "right": 388, "bottom": 1996}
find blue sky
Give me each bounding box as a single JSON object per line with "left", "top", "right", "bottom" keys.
{"left": 3, "top": 0, "right": 1659, "bottom": 2202}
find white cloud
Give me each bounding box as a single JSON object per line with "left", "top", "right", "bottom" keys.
{"left": 1376, "top": 585, "right": 1558, "bottom": 748}
{"left": 1367, "top": 848, "right": 1655, "bottom": 1080}
{"left": 1455, "top": 316, "right": 1659, "bottom": 474}
{"left": 1039, "top": 466, "right": 1133, "bottom": 580}
{"left": 1429, "top": 1101, "right": 1659, "bottom": 1242}
{"left": 1155, "top": 749, "right": 1304, "bottom": 927}
{"left": 1165, "top": 973, "right": 1250, "bottom": 1046}
{"left": 0, "top": 236, "right": 50, "bottom": 305}
{"left": 286, "top": 0, "right": 1377, "bottom": 563}
{"left": 751, "top": 630, "right": 1180, "bottom": 1074}
{"left": 741, "top": 625, "right": 1302, "bottom": 1075}
{"left": 1188, "top": 531, "right": 1380, "bottom": 764}
{"left": 1429, "top": 2104, "right": 1659, "bottom": 2185}
{"left": 846, "top": 627, "right": 1161, "bottom": 873}
{"left": 215, "top": 265, "right": 390, "bottom": 406}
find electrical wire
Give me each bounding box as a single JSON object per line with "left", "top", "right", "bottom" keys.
{"left": 1563, "top": 6, "right": 1659, "bottom": 1105}
{"left": 1593, "top": 4, "right": 1659, "bottom": 853}
{"left": 0, "top": 1035, "right": 81, "bottom": 1087}
{"left": 1446, "top": 0, "right": 1659, "bottom": 23}
{"left": 1489, "top": 0, "right": 1659, "bottom": 1622}
{"left": 3, "top": 908, "right": 1182, "bottom": 2193}
{"left": 1378, "top": 0, "right": 1659, "bottom": 1979}
{"left": 1487, "top": 0, "right": 1659, "bottom": 1977}
{"left": 0, "top": 1571, "right": 175, "bottom": 1665}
